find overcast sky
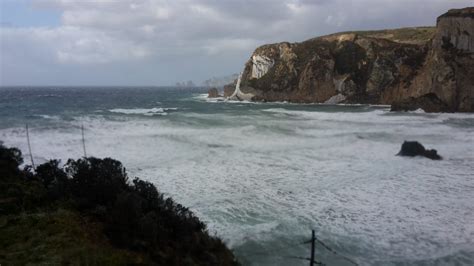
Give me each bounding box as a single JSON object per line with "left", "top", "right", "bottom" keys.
{"left": 0, "top": 0, "right": 472, "bottom": 86}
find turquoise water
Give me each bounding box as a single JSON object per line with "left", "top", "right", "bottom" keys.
{"left": 1, "top": 87, "right": 473, "bottom": 265}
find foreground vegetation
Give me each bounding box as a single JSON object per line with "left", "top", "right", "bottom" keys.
{"left": 0, "top": 143, "right": 238, "bottom": 265}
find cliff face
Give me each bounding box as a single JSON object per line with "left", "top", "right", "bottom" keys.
{"left": 234, "top": 7, "right": 473, "bottom": 112}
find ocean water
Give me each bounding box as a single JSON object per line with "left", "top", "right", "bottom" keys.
{"left": 1, "top": 87, "right": 473, "bottom": 265}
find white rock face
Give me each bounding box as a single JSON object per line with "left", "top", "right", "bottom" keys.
{"left": 325, "top": 75, "right": 349, "bottom": 104}
{"left": 325, "top": 94, "right": 346, "bottom": 104}
{"left": 228, "top": 72, "right": 255, "bottom": 101}
{"left": 251, "top": 55, "right": 274, "bottom": 79}
{"left": 333, "top": 75, "right": 350, "bottom": 93}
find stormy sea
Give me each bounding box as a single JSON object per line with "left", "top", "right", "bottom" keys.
{"left": 1, "top": 86, "right": 473, "bottom": 266}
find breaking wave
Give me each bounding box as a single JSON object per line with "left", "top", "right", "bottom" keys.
{"left": 108, "top": 107, "right": 177, "bottom": 116}
{"left": 1, "top": 87, "right": 473, "bottom": 265}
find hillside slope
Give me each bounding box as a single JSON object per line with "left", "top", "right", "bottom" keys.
{"left": 0, "top": 143, "right": 238, "bottom": 265}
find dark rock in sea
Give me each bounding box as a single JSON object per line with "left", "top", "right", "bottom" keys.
{"left": 390, "top": 93, "right": 451, "bottom": 112}
{"left": 207, "top": 87, "right": 221, "bottom": 98}
{"left": 397, "top": 141, "right": 442, "bottom": 160}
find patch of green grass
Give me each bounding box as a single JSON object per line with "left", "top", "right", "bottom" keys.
{"left": 0, "top": 209, "right": 149, "bottom": 265}
{"left": 335, "top": 27, "right": 436, "bottom": 44}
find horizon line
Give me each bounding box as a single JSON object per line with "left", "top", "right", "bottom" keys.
{"left": 0, "top": 85, "right": 209, "bottom": 88}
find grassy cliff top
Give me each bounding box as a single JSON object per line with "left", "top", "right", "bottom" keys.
{"left": 438, "top": 7, "right": 474, "bottom": 20}
{"left": 324, "top": 26, "right": 436, "bottom": 45}
{"left": 253, "top": 26, "right": 436, "bottom": 55}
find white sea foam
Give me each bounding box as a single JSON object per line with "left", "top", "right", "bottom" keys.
{"left": 192, "top": 93, "right": 210, "bottom": 100}
{"left": 35, "top": 114, "right": 61, "bottom": 120}
{"left": 412, "top": 108, "right": 426, "bottom": 113}
{"left": 108, "top": 107, "right": 177, "bottom": 116}
{"left": 192, "top": 93, "right": 248, "bottom": 103}
{"left": 206, "top": 97, "right": 226, "bottom": 103}
{"left": 1, "top": 106, "right": 473, "bottom": 265}
{"left": 37, "top": 94, "right": 62, "bottom": 98}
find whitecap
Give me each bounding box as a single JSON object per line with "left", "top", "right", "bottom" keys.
{"left": 411, "top": 108, "right": 426, "bottom": 113}
{"left": 34, "top": 114, "right": 61, "bottom": 120}
{"left": 2, "top": 103, "right": 473, "bottom": 265}
{"left": 108, "top": 107, "right": 177, "bottom": 116}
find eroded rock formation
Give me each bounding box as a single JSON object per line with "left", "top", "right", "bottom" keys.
{"left": 230, "top": 7, "right": 473, "bottom": 112}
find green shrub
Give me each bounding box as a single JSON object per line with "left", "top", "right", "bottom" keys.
{"left": 0, "top": 143, "right": 23, "bottom": 180}
{"left": 0, "top": 142, "right": 238, "bottom": 265}
{"left": 35, "top": 160, "right": 69, "bottom": 200}
{"left": 65, "top": 157, "right": 129, "bottom": 208}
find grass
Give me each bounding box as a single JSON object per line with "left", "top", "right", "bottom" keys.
{"left": 0, "top": 208, "right": 149, "bottom": 265}
{"left": 329, "top": 27, "right": 436, "bottom": 44}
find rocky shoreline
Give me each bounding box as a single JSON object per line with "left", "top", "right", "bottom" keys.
{"left": 219, "top": 7, "right": 473, "bottom": 112}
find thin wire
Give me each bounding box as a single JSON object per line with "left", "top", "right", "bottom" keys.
{"left": 285, "top": 256, "right": 325, "bottom": 265}
{"left": 284, "top": 255, "right": 310, "bottom": 261}
{"left": 315, "top": 237, "right": 359, "bottom": 266}
{"left": 244, "top": 240, "right": 308, "bottom": 257}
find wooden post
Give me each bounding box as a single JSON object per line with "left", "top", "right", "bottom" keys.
{"left": 26, "top": 124, "right": 35, "bottom": 169}
{"left": 310, "top": 230, "right": 315, "bottom": 266}
{"left": 81, "top": 123, "right": 87, "bottom": 157}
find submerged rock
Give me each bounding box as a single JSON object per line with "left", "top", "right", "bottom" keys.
{"left": 397, "top": 141, "right": 442, "bottom": 160}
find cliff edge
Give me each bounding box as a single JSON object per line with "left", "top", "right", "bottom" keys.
{"left": 231, "top": 7, "right": 473, "bottom": 112}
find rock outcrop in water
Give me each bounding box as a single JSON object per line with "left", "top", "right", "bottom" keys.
{"left": 228, "top": 7, "right": 473, "bottom": 112}
{"left": 208, "top": 87, "right": 221, "bottom": 98}
{"left": 397, "top": 141, "right": 442, "bottom": 160}
{"left": 223, "top": 82, "right": 236, "bottom": 98}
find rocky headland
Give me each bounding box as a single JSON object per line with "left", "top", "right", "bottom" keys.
{"left": 227, "top": 7, "right": 473, "bottom": 112}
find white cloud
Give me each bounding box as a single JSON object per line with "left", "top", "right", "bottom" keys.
{"left": 204, "top": 38, "right": 261, "bottom": 55}
{"left": 1, "top": 0, "right": 473, "bottom": 85}
{"left": 1, "top": 25, "right": 151, "bottom": 64}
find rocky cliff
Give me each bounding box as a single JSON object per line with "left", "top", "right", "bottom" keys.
{"left": 231, "top": 7, "right": 473, "bottom": 112}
